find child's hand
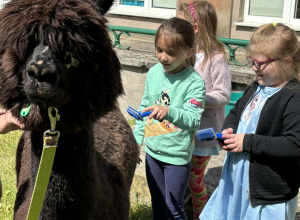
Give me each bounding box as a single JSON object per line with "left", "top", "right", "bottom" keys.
{"left": 222, "top": 128, "right": 234, "bottom": 135}
{"left": 218, "top": 128, "right": 233, "bottom": 147}
{"left": 142, "top": 105, "right": 168, "bottom": 121}
{"left": 0, "top": 110, "right": 25, "bottom": 134}
{"left": 222, "top": 132, "right": 245, "bottom": 153}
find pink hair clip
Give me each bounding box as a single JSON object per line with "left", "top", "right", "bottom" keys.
{"left": 189, "top": 3, "right": 197, "bottom": 23}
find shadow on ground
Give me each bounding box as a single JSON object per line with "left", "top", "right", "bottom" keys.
{"left": 204, "top": 166, "right": 222, "bottom": 197}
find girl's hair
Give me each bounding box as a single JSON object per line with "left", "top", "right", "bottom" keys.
{"left": 179, "top": 1, "right": 226, "bottom": 67}
{"left": 155, "top": 17, "right": 195, "bottom": 66}
{"left": 248, "top": 23, "right": 300, "bottom": 81}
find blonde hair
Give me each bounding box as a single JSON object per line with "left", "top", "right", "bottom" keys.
{"left": 179, "top": 1, "right": 226, "bottom": 67}
{"left": 248, "top": 23, "right": 300, "bottom": 81}
{"left": 155, "top": 17, "right": 195, "bottom": 66}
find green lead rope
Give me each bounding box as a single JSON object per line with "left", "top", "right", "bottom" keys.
{"left": 26, "top": 107, "right": 60, "bottom": 220}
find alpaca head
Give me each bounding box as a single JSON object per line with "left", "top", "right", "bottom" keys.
{"left": 24, "top": 44, "right": 70, "bottom": 108}
{"left": 0, "top": 0, "right": 122, "bottom": 132}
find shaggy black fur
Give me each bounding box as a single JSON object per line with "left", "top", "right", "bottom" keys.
{"left": 0, "top": 0, "right": 138, "bottom": 219}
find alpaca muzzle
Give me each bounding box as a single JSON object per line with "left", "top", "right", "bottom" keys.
{"left": 24, "top": 44, "right": 60, "bottom": 102}
{"left": 26, "top": 45, "right": 59, "bottom": 86}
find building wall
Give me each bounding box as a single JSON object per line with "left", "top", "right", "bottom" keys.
{"left": 108, "top": 0, "right": 233, "bottom": 38}
{"left": 176, "top": 0, "right": 232, "bottom": 38}
{"left": 108, "top": 1, "right": 300, "bottom": 42}
{"left": 107, "top": 14, "right": 163, "bottom": 30}
{"left": 107, "top": 1, "right": 255, "bottom": 119}
{"left": 229, "top": 0, "right": 255, "bottom": 40}
{"left": 2, "top": 0, "right": 299, "bottom": 41}
{"left": 118, "top": 65, "right": 148, "bottom": 117}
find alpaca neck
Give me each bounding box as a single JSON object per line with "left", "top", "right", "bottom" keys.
{"left": 30, "top": 129, "right": 96, "bottom": 173}
{"left": 30, "top": 129, "right": 99, "bottom": 192}
{"left": 29, "top": 129, "right": 100, "bottom": 217}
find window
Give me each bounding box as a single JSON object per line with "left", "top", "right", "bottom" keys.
{"left": 0, "top": 0, "right": 10, "bottom": 9}
{"left": 120, "top": 0, "right": 144, "bottom": 7}
{"left": 109, "top": 0, "right": 176, "bottom": 19}
{"left": 241, "top": 0, "right": 300, "bottom": 28}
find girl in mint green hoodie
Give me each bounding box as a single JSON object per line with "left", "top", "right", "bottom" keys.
{"left": 133, "top": 17, "right": 206, "bottom": 220}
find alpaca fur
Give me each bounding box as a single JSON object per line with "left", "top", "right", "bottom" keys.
{"left": 0, "top": 0, "right": 139, "bottom": 219}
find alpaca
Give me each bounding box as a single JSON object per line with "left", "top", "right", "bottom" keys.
{"left": 0, "top": 0, "right": 139, "bottom": 219}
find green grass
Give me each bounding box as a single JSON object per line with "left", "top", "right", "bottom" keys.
{"left": 127, "top": 118, "right": 136, "bottom": 126}
{"left": 0, "top": 131, "right": 22, "bottom": 220}
{"left": 130, "top": 203, "right": 152, "bottom": 220}
{"left": 0, "top": 131, "right": 193, "bottom": 220}
{"left": 129, "top": 196, "right": 193, "bottom": 220}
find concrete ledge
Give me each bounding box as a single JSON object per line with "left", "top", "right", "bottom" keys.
{"left": 115, "top": 47, "right": 256, "bottom": 85}
{"left": 116, "top": 49, "right": 157, "bottom": 69}
{"left": 230, "top": 64, "right": 256, "bottom": 85}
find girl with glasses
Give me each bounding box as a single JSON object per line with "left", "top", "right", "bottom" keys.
{"left": 247, "top": 57, "right": 276, "bottom": 70}
{"left": 200, "top": 23, "right": 300, "bottom": 220}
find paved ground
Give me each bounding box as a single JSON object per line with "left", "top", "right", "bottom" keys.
{"left": 130, "top": 144, "right": 300, "bottom": 220}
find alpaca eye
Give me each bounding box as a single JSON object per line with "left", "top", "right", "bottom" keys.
{"left": 64, "top": 53, "right": 71, "bottom": 64}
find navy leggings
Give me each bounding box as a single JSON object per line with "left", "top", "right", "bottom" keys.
{"left": 145, "top": 153, "right": 191, "bottom": 220}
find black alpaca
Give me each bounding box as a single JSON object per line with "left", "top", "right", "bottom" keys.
{"left": 0, "top": 0, "right": 138, "bottom": 219}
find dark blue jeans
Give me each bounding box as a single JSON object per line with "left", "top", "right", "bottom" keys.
{"left": 145, "top": 153, "right": 191, "bottom": 220}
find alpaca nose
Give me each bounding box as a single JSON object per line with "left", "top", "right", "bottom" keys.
{"left": 26, "top": 45, "right": 59, "bottom": 85}
{"left": 26, "top": 61, "right": 58, "bottom": 85}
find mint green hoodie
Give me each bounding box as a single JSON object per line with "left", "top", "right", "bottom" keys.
{"left": 133, "top": 63, "right": 206, "bottom": 165}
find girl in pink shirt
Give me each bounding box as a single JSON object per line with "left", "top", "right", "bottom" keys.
{"left": 178, "top": 1, "right": 231, "bottom": 219}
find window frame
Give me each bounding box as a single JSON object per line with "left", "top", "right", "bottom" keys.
{"left": 0, "top": 0, "right": 176, "bottom": 19}
{"left": 241, "top": 0, "right": 300, "bottom": 27}
{"left": 109, "top": 0, "right": 176, "bottom": 19}
{"left": 0, "top": 0, "right": 10, "bottom": 9}
{"left": 0, "top": 0, "right": 3, "bottom": 5}
{"left": 289, "top": 0, "right": 300, "bottom": 26}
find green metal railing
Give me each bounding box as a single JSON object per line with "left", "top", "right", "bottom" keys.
{"left": 108, "top": 25, "right": 249, "bottom": 66}
{"left": 219, "top": 37, "right": 249, "bottom": 66}
{"left": 109, "top": 25, "right": 156, "bottom": 50}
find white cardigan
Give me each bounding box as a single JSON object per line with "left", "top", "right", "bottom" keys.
{"left": 193, "top": 53, "right": 231, "bottom": 156}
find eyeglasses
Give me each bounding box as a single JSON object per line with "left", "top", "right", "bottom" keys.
{"left": 247, "top": 57, "right": 276, "bottom": 69}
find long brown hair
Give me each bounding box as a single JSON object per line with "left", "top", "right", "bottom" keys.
{"left": 155, "top": 17, "right": 195, "bottom": 66}
{"left": 179, "top": 1, "right": 226, "bottom": 67}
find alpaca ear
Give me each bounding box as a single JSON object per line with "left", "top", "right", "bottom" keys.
{"left": 95, "top": 0, "right": 115, "bottom": 14}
